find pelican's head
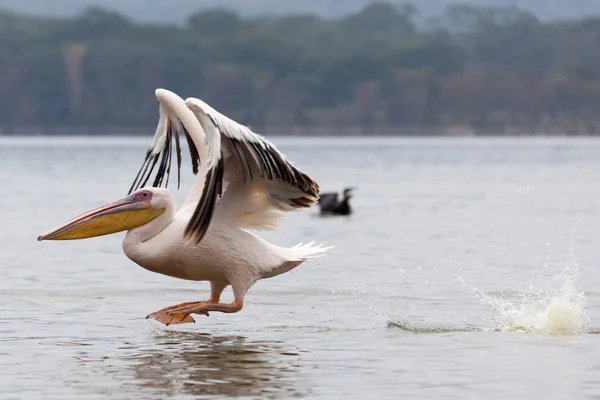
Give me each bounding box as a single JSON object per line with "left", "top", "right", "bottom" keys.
{"left": 37, "top": 188, "right": 169, "bottom": 241}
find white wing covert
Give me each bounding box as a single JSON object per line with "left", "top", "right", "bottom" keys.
{"left": 185, "top": 97, "right": 319, "bottom": 214}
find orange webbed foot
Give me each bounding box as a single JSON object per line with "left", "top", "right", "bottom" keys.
{"left": 146, "top": 301, "right": 209, "bottom": 326}
{"left": 146, "top": 309, "right": 196, "bottom": 326}
{"left": 165, "top": 301, "right": 210, "bottom": 319}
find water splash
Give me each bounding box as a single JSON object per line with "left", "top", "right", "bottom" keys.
{"left": 458, "top": 263, "right": 588, "bottom": 335}
{"left": 383, "top": 236, "right": 589, "bottom": 336}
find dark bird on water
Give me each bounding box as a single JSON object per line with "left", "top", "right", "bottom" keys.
{"left": 318, "top": 187, "right": 354, "bottom": 216}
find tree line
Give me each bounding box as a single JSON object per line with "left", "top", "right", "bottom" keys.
{"left": 2, "top": 2, "right": 600, "bottom": 135}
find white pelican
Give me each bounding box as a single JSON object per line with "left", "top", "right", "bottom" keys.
{"left": 38, "top": 88, "right": 331, "bottom": 326}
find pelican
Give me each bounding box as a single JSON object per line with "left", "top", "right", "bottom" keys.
{"left": 318, "top": 187, "right": 354, "bottom": 216}
{"left": 38, "top": 88, "right": 331, "bottom": 326}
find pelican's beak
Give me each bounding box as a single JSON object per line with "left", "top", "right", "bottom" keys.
{"left": 37, "top": 193, "right": 164, "bottom": 241}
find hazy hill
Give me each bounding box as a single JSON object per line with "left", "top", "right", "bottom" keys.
{"left": 1, "top": 0, "right": 600, "bottom": 23}
{"left": 3, "top": 2, "right": 600, "bottom": 133}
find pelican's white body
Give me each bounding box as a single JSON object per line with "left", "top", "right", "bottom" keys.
{"left": 121, "top": 189, "right": 321, "bottom": 299}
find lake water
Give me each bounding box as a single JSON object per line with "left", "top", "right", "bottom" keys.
{"left": 2, "top": 136, "right": 600, "bottom": 399}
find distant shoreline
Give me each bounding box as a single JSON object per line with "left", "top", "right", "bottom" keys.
{"left": 0, "top": 125, "right": 597, "bottom": 137}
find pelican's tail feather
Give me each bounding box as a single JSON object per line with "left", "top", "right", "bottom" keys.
{"left": 288, "top": 241, "right": 334, "bottom": 261}
{"left": 259, "top": 241, "right": 333, "bottom": 279}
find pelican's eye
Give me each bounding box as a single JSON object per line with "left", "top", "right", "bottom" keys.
{"left": 136, "top": 190, "right": 152, "bottom": 201}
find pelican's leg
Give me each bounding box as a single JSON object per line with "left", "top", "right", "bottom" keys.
{"left": 146, "top": 281, "right": 228, "bottom": 326}
{"left": 166, "top": 299, "right": 244, "bottom": 317}
{"left": 208, "top": 281, "right": 228, "bottom": 303}
{"left": 165, "top": 280, "right": 248, "bottom": 321}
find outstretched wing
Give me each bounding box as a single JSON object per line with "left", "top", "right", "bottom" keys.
{"left": 184, "top": 97, "right": 319, "bottom": 230}
{"left": 127, "top": 88, "right": 223, "bottom": 244}
{"left": 126, "top": 88, "right": 319, "bottom": 243}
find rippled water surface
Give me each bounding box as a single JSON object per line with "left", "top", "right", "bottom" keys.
{"left": 2, "top": 136, "right": 600, "bottom": 399}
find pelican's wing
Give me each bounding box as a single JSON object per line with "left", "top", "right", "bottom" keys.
{"left": 317, "top": 192, "right": 339, "bottom": 213}
{"left": 184, "top": 97, "right": 319, "bottom": 230}
{"left": 128, "top": 88, "right": 224, "bottom": 244}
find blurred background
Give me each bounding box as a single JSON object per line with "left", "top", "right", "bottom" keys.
{"left": 2, "top": 0, "right": 600, "bottom": 136}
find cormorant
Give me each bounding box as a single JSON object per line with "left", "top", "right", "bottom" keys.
{"left": 318, "top": 187, "right": 354, "bottom": 216}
